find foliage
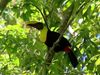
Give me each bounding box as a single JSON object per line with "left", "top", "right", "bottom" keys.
{"left": 0, "top": 0, "right": 100, "bottom": 75}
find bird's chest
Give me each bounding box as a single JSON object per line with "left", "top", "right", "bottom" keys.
{"left": 39, "top": 27, "right": 48, "bottom": 42}
{"left": 44, "top": 31, "right": 59, "bottom": 47}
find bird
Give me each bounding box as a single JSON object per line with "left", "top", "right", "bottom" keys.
{"left": 27, "top": 22, "right": 78, "bottom": 68}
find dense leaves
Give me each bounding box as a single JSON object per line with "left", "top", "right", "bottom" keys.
{"left": 0, "top": 0, "right": 100, "bottom": 75}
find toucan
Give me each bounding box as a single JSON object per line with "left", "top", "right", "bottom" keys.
{"left": 27, "top": 22, "right": 78, "bottom": 68}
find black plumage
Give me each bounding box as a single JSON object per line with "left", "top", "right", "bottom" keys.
{"left": 45, "top": 30, "right": 78, "bottom": 68}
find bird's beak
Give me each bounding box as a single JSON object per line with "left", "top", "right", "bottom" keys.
{"left": 26, "top": 21, "right": 43, "bottom": 30}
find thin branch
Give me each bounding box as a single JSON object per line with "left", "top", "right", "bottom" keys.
{"left": 24, "top": 2, "right": 49, "bottom": 29}
{"left": 58, "top": 1, "right": 74, "bottom": 33}
{"left": 43, "top": 8, "right": 49, "bottom": 29}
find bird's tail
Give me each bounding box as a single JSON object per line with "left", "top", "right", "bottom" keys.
{"left": 67, "top": 50, "right": 78, "bottom": 68}
{"left": 64, "top": 47, "right": 78, "bottom": 68}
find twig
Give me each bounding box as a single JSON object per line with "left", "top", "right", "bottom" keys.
{"left": 24, "top": 2, "right": 49, "bottom": 29}
{"left": 43, "top": 8, "right": 49, "bottom": 29}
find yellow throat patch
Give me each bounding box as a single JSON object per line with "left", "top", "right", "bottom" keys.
{"left": 39, "top": 27, "right": 48, "bottom": 42}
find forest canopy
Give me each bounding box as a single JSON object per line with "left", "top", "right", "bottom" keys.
{"left": 0, "top": 0, "right": 100, "bottom": 75}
